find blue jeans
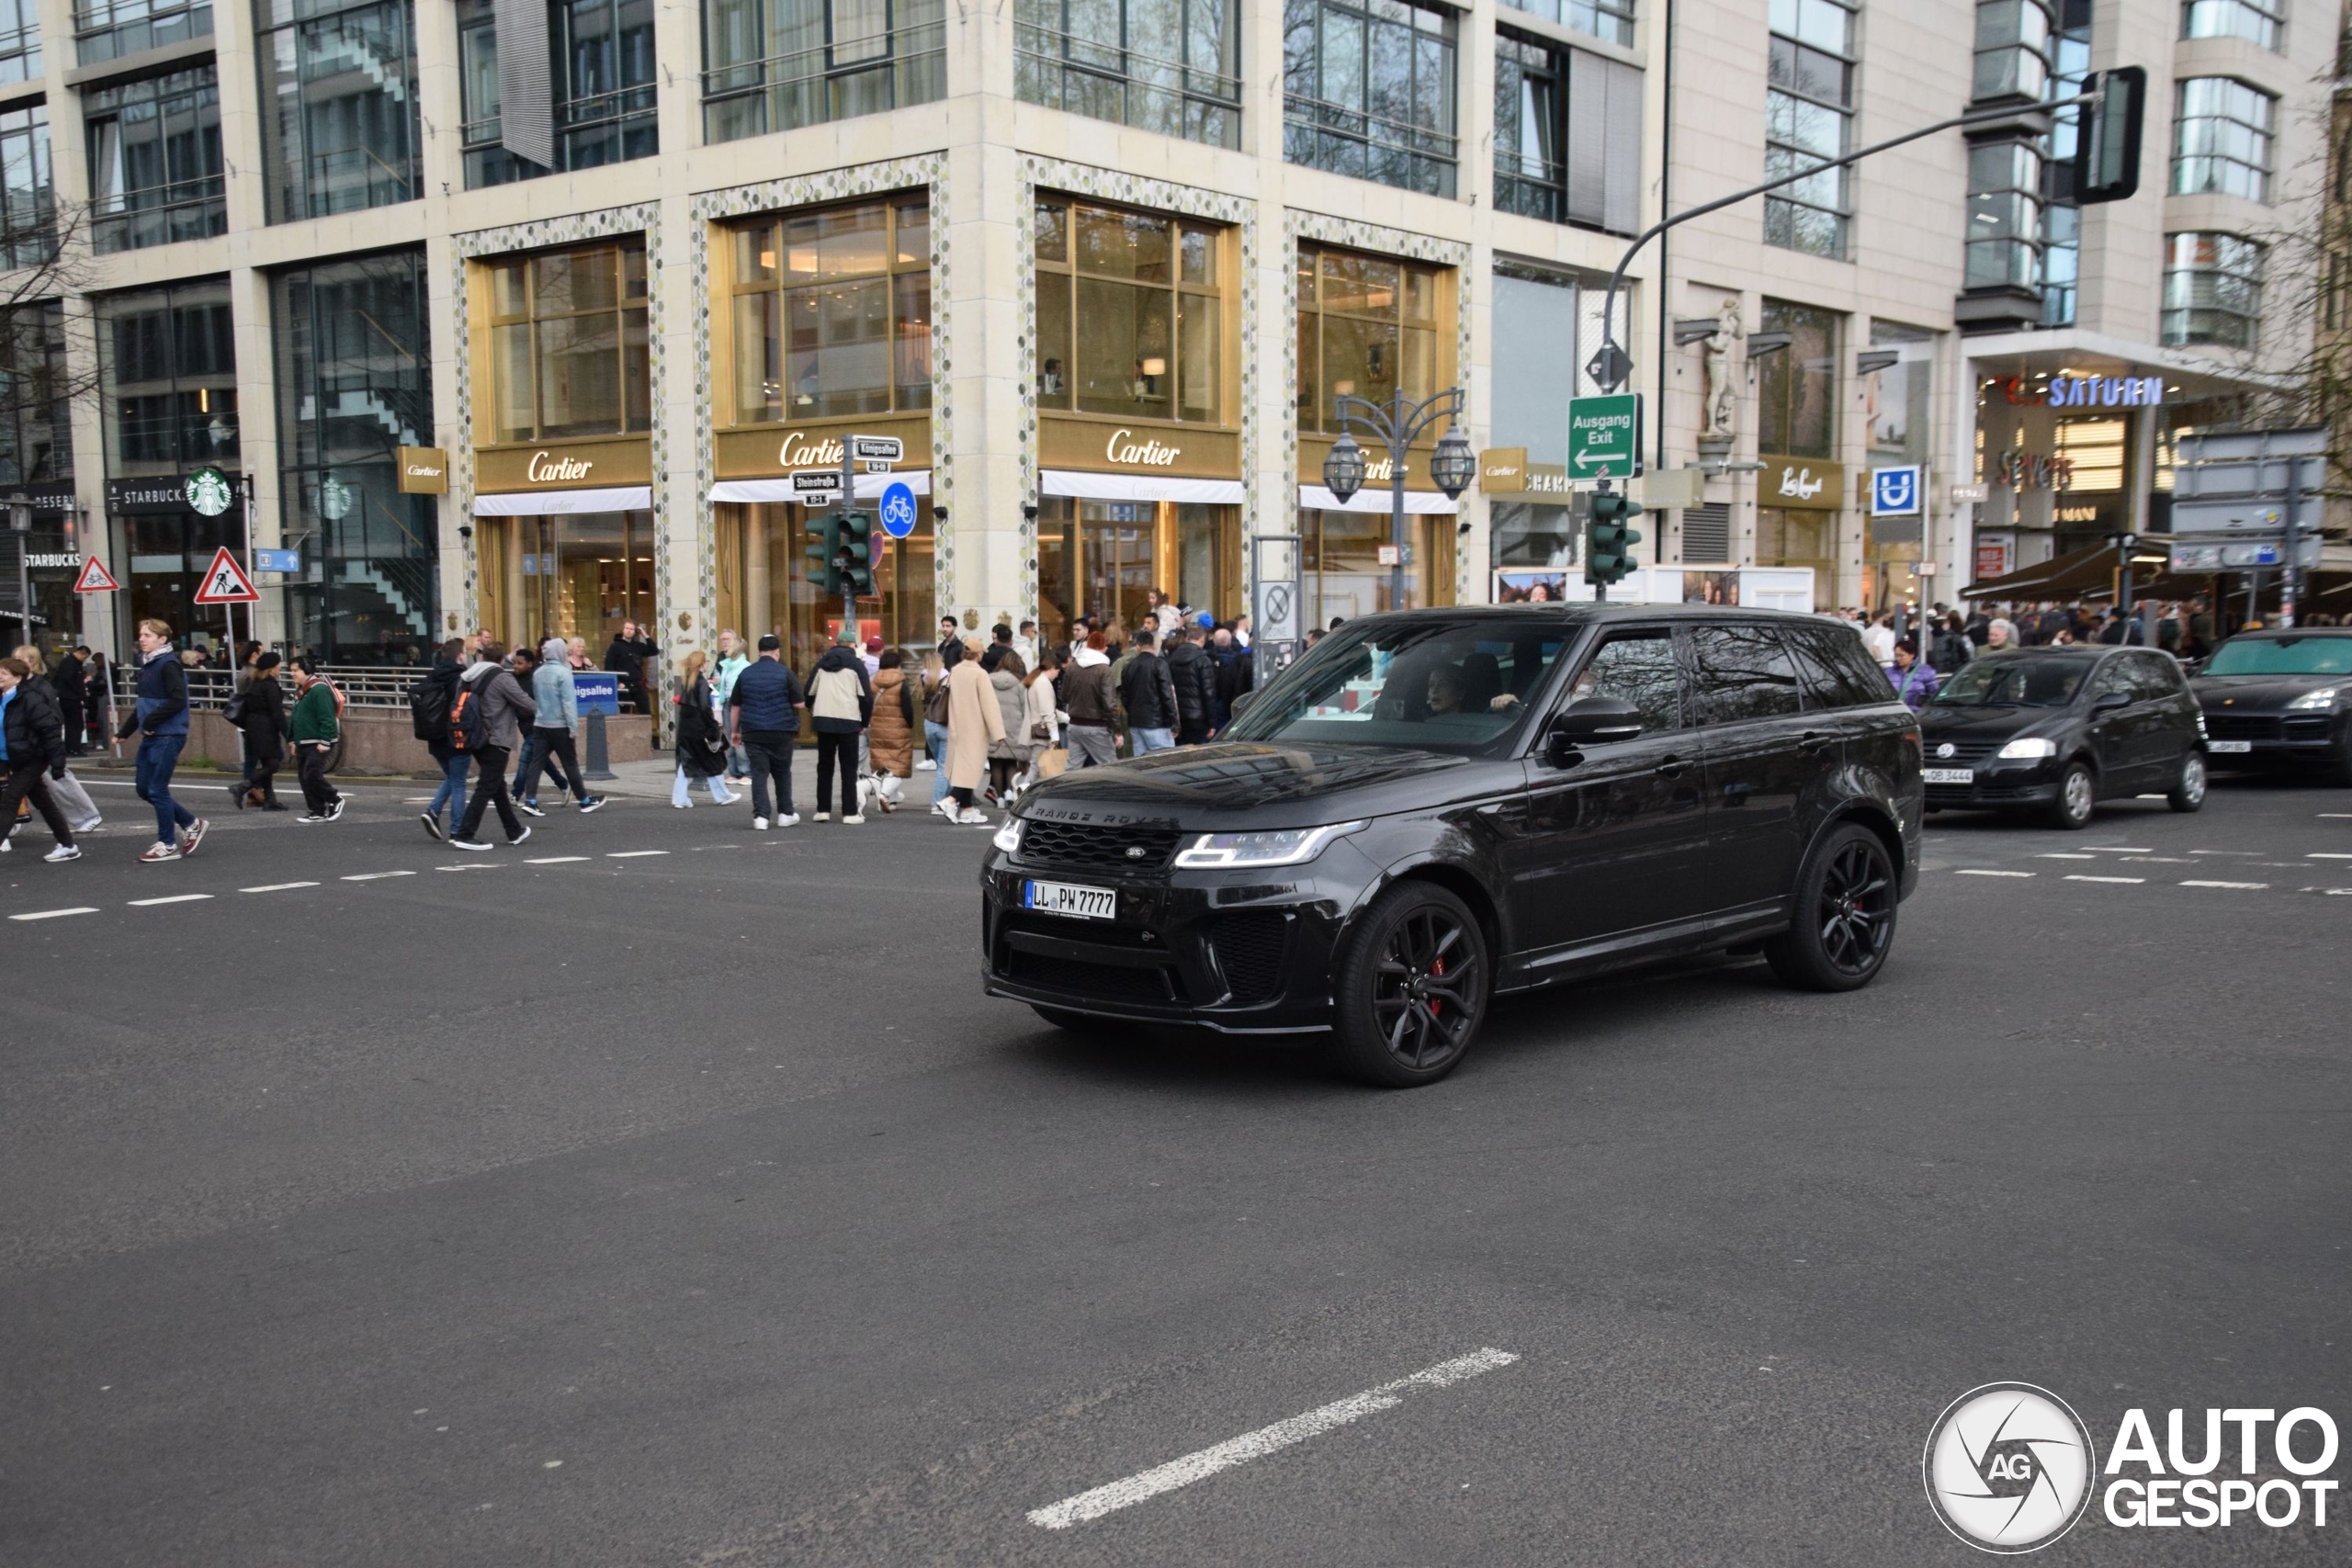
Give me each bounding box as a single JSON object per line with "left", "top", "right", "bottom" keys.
{"left": 510, "top": 730, "right": 540, "bottom": 799}
{"left": 924, "top": 720, "right": 952, "bottom": 803}
{"left": 1131, "top": 728, "right": 1176, "bottom": 754}
{"left": 135, "top": 731, "right": 196, "bottom": 845}
{"left": 427, "top": 751, "right": 469, "bottom": 831}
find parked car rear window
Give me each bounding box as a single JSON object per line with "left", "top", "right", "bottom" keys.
{"left": 1688, "top": 624, "right": 1803, "bottom": 723}
{"left": 1222, "top": 618, "right": 1565, "bottom": 755}
{"left": 2201, "top": 636, "right": 2352, "bottom": 676}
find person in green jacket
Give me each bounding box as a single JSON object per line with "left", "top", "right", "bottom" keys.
{"left": 287, "top": 656, "right": 345, "bottom": 823}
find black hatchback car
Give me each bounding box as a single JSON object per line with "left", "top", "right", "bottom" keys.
{"left": 979, "top": 605, "right": 1922, "bottom": 1086}
{"left": 1917, "top": 646, "right": 2208, "bottom": 829}
{"left": 2188, "top": 629, "right": 2352, "bottom": 784}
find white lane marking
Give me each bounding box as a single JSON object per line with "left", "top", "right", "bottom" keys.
{"left": 1955, "top": 869, "right": 2034, "bottom": 878}
{"left": 2189, "top": 850, "right": 2262, "bottom": 856}
{"left": 2039, "top": 852, "right": 2095, "bottom": 860}
{"left": 2307, "top": 852, "right": 2352, "bottom": 860}
{"left": 240, "top": 881, "right": 319, "bottom": 893}
{"left": 10, "top": 907, "right": 99, "bottom": 921}
{"left": 342, "top": 871, "right": 415, "bottom": 882}
{"left": 2318, "top": 887, "right": 2352, "bottom": 897}
{"left": 2065, "top": 874, "right": 2144, "bottom": 885}
{"left": 526, "top": 855, "right": 592, "bottom": 864}
{"left": 2321, "top": 814, "right": 2352, "bottom": 819}
{"left": 2182, "top": 880, "right": 2267, "bottom": 890}
{"left": 1026, "top": 1348, "right": 1519, "bottom": 1531}
{"left": 2093, "top": 846, "right": 2154, "bottom": 853}
{"left": 129, "top": 894, "right": 213, "bottom": 907}
{"left": 435, "top": 863, "right": 507, "bottom": 872}
{"left": 607, "top": 851, "right": 668, "bottom": 859}
{"left": 2121, "top": 856, "right": 2190, "bottom": 863}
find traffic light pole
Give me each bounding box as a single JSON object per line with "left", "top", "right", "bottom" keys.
{"left": 1591, "top": 481, "right": 1611, "bottom": 604}
{"left": 838, "top": 445, "right": 857, "bottom": 645}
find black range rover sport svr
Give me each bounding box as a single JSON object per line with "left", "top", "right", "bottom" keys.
{"left": 980, "top": 605, "right": 1923, "bottom": 1086}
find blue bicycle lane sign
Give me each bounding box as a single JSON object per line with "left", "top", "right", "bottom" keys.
{"left": 880, "top": 481, "right": 919, "bottom": 538}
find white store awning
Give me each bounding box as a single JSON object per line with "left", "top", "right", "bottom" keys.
{"left": 1297, "top": 484, "right": 1458, "bottom": 515}
{"left": 1042, "top": 469, "right": 1244, "bottom": 504}
{"left": 708, "top": 470, "right": 933, "bottom": 505}
{"left": 473, "top": 486, "right": 652, "bottom": 515}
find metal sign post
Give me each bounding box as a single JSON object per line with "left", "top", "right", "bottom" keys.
{"left": 1249, "top": 534, "right": 1304, "bottom": 678}
{"left": 6, "top": 494, "right": 29, "bottom": 647}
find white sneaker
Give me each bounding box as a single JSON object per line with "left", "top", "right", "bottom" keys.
{"left": 931, "top": 798, "right": 953, "bottom": 818}
{"left": 813, "top": 811, "right": 831, "bottom": 822}
{"left": 954, "top": 807, "right": 991, "bottom": 826}
{"left": 45, "top": 843, "right": 81, "bottom": 863}
{"left": 842, "top": 813, "right": 865, "bottom": 825}
{"left": 916, "top": 758, "right": 936, "bottom": 772}
{"left": 776, "top": 812, "right": 800, "bottom": 827}
{"left": 752, "top": 816, "right": 770, "bottom": 830}
{"left": 74, "top": 817, "right": 102, "bottom": 834}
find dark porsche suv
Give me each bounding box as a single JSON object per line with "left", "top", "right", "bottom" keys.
{"left": 979, "top": 606, "right": 1922, "bottom": 1086}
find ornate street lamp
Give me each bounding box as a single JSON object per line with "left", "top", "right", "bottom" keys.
{"left": 1325, "top": 387, "right": 1467, "bottom": 610}
{"left": 1430, "top": 428, "right": 1476, "bottom": 500}
{"left": 1321, "top": 433, "right": 1367, "bottom": 505}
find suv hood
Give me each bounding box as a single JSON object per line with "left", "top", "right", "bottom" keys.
{"left": 2191, "top": 674, "right": 2340, "bottom": 712}
{"left": 1017, "top": 741, "right": 1509, "bottom": 829}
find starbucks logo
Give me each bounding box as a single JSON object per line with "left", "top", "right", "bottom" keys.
{"left": 185, "top": 467, "right": 235, "bottom": 518}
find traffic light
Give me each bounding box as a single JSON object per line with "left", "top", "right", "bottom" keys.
{"left": 2074, "top": 67, "right": 2144, "bottom": 206}
{"left": 1584, "top": 490, "right": 1645, "bottom": 587}
{"left": 806, "top": 513, "right": 843, "bottom": 594}
{"left": 839, "top": 511, "right": 876, "bottom": 597}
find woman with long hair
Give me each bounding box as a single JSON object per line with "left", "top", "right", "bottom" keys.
{"left": 940, "top": 637, "right": 1005, "bottom": 825}
{"left": 669, "top": 649, "right": 739, "bottom": 808}
{"left": 986, "top": 649, "right": 1028, "bottom": 803}
{"left": 9, "top": 644, "right": 103, "bottom": 831}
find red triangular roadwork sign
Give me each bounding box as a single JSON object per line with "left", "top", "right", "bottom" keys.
{"left": 192, "top": 546, "right": 260, "bottom": 604}
{"left": 72, "top": 554, "right": 119, "bottom": 592}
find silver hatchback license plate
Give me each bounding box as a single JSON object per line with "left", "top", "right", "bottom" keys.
{"left": 1922, "top": 767, "right": 1973, "bottom": 784}
{"left": 1023, "top": 879, "right": 1116, "bottom": 920}
{"left": 2208, "top": 739, "right": 2252, "bottom": 754}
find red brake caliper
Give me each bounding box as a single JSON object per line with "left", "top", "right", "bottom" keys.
{"left": 1429, "top": 956, "right": 1444, "bottom": 1016}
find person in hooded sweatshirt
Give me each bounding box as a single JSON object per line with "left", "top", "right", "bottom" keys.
{"left": 448, "top": 640, "right": 537, "bottom": 851}
{"left": 806, "top": 629, "right": 874, "bottom": 822}
{"left": 518, "top": 636, "right": 605, "bottom": 816}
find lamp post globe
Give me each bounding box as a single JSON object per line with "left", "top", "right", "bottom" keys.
{"left": 1430, "top": 428, "right": 1476, "bottom": 499}
{"left": 1323, "top": 433, "right": 1366, "bottom": 503}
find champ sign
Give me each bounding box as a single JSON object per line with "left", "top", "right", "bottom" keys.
{"left": 1567, "top": 394, "right": 1640, "bottom": 480}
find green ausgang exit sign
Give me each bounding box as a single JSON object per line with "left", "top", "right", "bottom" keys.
{"left": 1567, "top": 394, "right": 1641, "bottom": 480}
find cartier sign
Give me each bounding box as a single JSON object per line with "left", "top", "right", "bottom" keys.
{"left": 714, "top": 414, "right": 929, "bottom": 481}
{"left": 1105, "top": 429, "right": 1181, "bottom": 468}
{"left": 477, "top": 437, "right": 650, "bottom": 492}
{"left": 396, "top": 446, "right": 448, "bottom": 494}
{"left": 1039, "top": 414, "right": 1238, "bottom": 479}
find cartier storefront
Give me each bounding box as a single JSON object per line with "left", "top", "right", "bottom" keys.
{"left": 707, "top": 196, "right": 935, "bottom": 672}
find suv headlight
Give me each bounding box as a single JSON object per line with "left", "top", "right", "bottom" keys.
{"left": 1996, "top": 737, "right": 2058, "bottom": 760}
{"left": 1173, "top": 820, "right": 1367, "bottom": 869}
{"left": 2289, "top": 687, "right": 2340, "bottom": 710}
{"left": 991, "top": 816, "right": 1025, "bottom": 853}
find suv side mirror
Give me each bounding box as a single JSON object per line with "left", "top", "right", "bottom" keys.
{"left": 1544, "top": 696, "right": 1644, "bottom": 766}
{"left": 2092, "top": 689, "right": 2131, "bottom": 712}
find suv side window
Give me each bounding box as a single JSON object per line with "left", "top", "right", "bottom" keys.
{"left": 1566, "top": 630, "right": 1684, "bottom": 732}
{"left": 1688, "top": 623, "right": 1804, "bottom": 724}
{"left": 1786, "top": 626, "right": 1878, "bottom": 708}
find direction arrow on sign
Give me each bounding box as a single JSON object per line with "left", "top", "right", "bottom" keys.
{"left": 73, "top": 554, "right": 119, "bottom": 592}
{"left": 192, "top": 546, "right": 260, "bottom": 604}
{"left": 1566, "top": 394, "right": 1641, "bottom": 480}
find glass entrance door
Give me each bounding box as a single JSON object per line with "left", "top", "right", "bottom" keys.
{"left": 1038, "top": 497, "right": 1238, "bottom": 645}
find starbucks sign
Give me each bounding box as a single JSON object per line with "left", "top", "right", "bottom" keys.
{"left": 185, "top": 467, "right": 235, "bottom": 517}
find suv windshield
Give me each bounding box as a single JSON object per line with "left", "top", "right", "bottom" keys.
{"left": 1219, "top": 617, "right": 1566, "bottom": 755}
{"left": 1931, "top": 654, "right": 2091, "bottom": 708}
{"left": 2201, "top": 636, "right": 2352, "bottom": 677}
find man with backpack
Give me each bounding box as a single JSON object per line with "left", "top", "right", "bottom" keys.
{"left": 519, "top": 637, "right": 606, "bottom": 817}
{"left": 727, "top": 633, "right": 802, "bottom": 829}
{"left": 287, "top": 657, "right": 345, "bottom": 823}
{"left": 413, "top": 637, "right": 469, "bottom": 842}
{"left": 447, "top": 640, "right": 537, "bottom": 851}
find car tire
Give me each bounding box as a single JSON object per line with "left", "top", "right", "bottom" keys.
{"left": 1030, "top": 1006, "right": 1098, "bottom": 1032}
{"left": 2167, "top": 749, "right": 2208, "bottom": 813}
{"left": 1764, "top": 823, "right": 1898, "bottom": 994}
{"left": 1329, "top": 882, "right": 1490, "bottom": 1089}
{"left": 2046, "top": 760, "right": 2096, "bottom": 829}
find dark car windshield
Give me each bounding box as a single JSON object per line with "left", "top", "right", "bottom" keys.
{"left": 2201, "top": 636, "right": 2352, "bottom": 677}
{"left": 1218, "top": 617, "right": 1566, "bottom": 756}
{"left": 1931, "top": 654, "right": 2089, "bottom": 708}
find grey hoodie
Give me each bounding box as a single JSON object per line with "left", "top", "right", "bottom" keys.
{"left": 460, "top": 659, "right": 537, "bottom": 750}
{"left": 532, "top": 639, "right": 578, "bottom": 730}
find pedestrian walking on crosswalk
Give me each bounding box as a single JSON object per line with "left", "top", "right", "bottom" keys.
{"left": 119, "top": 619, "right": 206, "bottom": 863}
{"left": 0, "top": 656, "right": 81, "bottom": 863}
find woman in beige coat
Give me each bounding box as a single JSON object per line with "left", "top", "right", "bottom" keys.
{"left": 941, "top": 639, "right": 1004, "bottom": 825}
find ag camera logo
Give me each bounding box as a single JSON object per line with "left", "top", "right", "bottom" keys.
{"left": 1923, "top": 1382, "right": 2096, "bottom": 1553}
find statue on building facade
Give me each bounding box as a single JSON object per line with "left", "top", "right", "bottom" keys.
{"left": 1700, "top": 299, "right": 1744, "bottom": 445}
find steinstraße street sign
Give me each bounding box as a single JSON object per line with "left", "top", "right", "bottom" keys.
{"left": 792, "top": 470, "right": 842, "bottom": 503}
{"left": 1567, "top": 394, "right": 1641, "bottom": 480}
{"left": 192, "top": 547, "right": 259, "bottom": 604}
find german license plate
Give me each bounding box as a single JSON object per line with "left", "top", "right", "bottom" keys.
{"left": 1922, "top": 768, "right": 1973, "bottom": 784}
{"left": 2208, "top": 739, "right": 2252, "bottom": 754}
{"left": 1023, "top": 880, "right": 1116, "bottom": 919}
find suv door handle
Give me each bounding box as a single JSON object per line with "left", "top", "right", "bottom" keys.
{"left": 1653, "top": 754, "right": 1687, "bottom": 779}
{"left": 1797, "top": 730, "right": 1832, "bottom": 754}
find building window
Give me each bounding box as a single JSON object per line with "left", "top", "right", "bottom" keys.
{"left": 275, "top": 250, "right": 436, "bottom": 663}
{"left": 2038, "top": 0, "right": 2088, "bottom": 325}
{"left": 458, "top": 0, "right": 657, "bottom": 190}
{"left": 1035, "top": 197, "right": 1227, "bottom": 423}
{"left": 2052, "top": 416, "right": 2124, "bottom": 491}
{"left": 1494, "top": 34, "right": 1639, "bottom": 233}
{"left": 1966, "top": 140, "right": 2041, "bottom": 289}
{"left": 1296, "top": 242, "right": 1443, "bottom": 434}
{"left": 1282, "top": 0, "right": 1459, "bottom": 198}
{"left": 1973, "top": 0, "right": 2052, "bottom": 101}
{"left": 74, "top": 0, "right": 210, "bottom": 65}
{"left": 0, "top": 0, "right": 41, "bottom": 84}
{"left": 2182, "top": 0, "right": 2279, "bottom": 51}
{"left": 2161, "top": 231, "right": 2263, "bottom": 348}
{"left": 258, "top": 0, "right": 423, "bottom": 222}
{"left": 0, "top": 301, "right": 70, "bottom": 486}
{"left": 1767, "top": 0, "right": 1854, "bottom": 259}
{"left": 1497, "top": 0, "right": 1633, "bottom": 50}
{"left": 98, "top": 277, "right": 237, "bottom": 475}
{"left": 2172, "top": 77, "right": 2273, "bottom": 202}
{"left": 705, "top": 0, "right": 945, "bottom": 144}
{"left": 1757, "top": 299, "right": 1837, "bottom": 458}
{"left": 484, "top": 239, "right": 650, "bottom": 443}
{"left": 729, "top": 197, "right": 930, "bottom": 423}
{"left": 86, "top": 66, "right": 226, "bottom": 254}
{"left": 0, "top": 104, "right": 51, "bottom": 269}
{"left": 1864, "top": 321, "right": 1932, "bottom": 466}
{"left": 1015, "top": 0, "right": 1239, "bottom": 149}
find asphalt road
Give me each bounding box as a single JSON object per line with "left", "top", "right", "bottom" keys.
{"left": 4, "top": 767, "right": 2347, "bottom": 1565}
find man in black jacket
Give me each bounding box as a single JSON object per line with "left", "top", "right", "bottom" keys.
{"left": 604, "top": 621, "right": 658, "bottom": 713}
{"left": 1164, "top": 624, "right": 1219, "bottom": 745}
{"left": 0, "top": 656, "right": 79, "bottom": 862}
{"left": 51, "top": 647, "right": 85, "bottom": 755}
{"left": 1116, "top": 628, "right": 1180, "bottom": 753}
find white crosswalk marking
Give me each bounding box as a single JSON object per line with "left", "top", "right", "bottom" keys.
{"left": 342, "top": 872, "right": 415, "bottom": 882}
{"left": 2182, "top": 880, "right": 2267, "bottom": 890}
{"left": 607, "top": 851, "right": 669, "bottom": 858}
{"left": 2064, "top": 874, "right": 2143, "bottom": 885}
{"left": 241, "top": 882, "right": 319, "bottom": 893}
{"left": 10, "top": 907, "right": 98, "bottom": 921}
{"left": 129, "top": 895, "right": 213, "bottom": 907}
{"left": 1955, "top": 869, "right": 2034, "bottom": 877}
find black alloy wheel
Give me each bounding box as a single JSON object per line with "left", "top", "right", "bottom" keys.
{"left": 1331, "top": 883, "right": 1489, "bottom": 1088}
{"left": 1765, "top": 824, "right": 1897, "bottom": 993}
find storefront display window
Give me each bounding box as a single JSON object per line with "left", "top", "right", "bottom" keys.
{"left": 1296, "top": 243, "right": 1443, "bottom": 434}
{"left": 1757, "top": 507, "right": 1833, "bottom": 602}
{"left": 1299, "top": 507, "right": 1453, "bottom": 626}
{"left": 1035, "top": 197, "right": 1226, "bottom": 423}
{"left": 1037, "top": 498, "right": 1232, "bottom": 644}
{"left": 729, "top": 197, "right": 931, "bottom": 423}
{"left": 704, "top": 502, "right": 934, "bottom": 677}
{"left": 477, "top": 509, "right": 656, "bottom": 662}
{"left": 486, "top": 238, "right": 650, "bottom": 442}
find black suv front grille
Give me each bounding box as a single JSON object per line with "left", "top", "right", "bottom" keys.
{"left": 1020, "top": 818, "right": 1185, "bottom": 874}
{"left": 1208, "top": 912, "right": 1288, "bottom": 1004}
